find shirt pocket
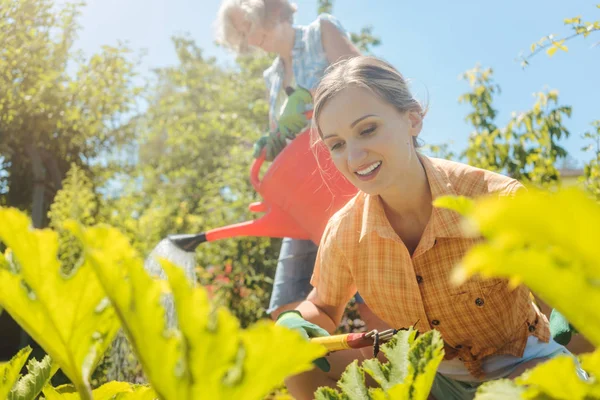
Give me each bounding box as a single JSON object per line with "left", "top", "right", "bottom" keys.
{"left": 448, "top": 279, "right": 513, "bottom": 343}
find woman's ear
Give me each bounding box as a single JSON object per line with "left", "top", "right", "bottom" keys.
{"left": 408, "top": 111, "right": 423, "bottom": 136}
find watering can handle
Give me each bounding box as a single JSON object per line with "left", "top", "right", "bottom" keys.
{"left": 250, "top": 149, "right": 266, "bottom": 192}
{"left": 250, "top": 110, "right": 313, "bottom": 192}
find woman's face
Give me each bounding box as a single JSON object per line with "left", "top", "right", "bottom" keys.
{"left": 317, "top": 86, "right": 422, "bottom": 196}
{"left": 230, "top": 9, "right": 285, "bottom": 53}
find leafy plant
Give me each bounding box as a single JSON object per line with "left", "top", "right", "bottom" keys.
{"left": 68, "top": 219, "right": 327, "bottom": 400}
{"left": 0, "top": 208, "right": 121, "bottom": 399}
{"left": 459, "top": 66, "right": 571, "bottom": 186}
{"left": 314, "top": 329, "right": 444, "bottom": 400}
{"left": 0, "top": 208, "right": 327, "bottom": 399}
{"left": 581, "top": 120, "right": 600, "bottom": 201}
{"left": 521, "top": 4, "right": 600, "bottom": 67}
{"left": 435, "top": 188, "right": 600, "bottom": 399}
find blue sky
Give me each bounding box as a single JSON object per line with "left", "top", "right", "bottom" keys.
{"left": 70, "top": 0, "right": 599, "bottom": 165}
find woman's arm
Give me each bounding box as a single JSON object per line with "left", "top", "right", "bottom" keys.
{"left": 294, "top": 287, "right": 347, "bottom": 334}
{"left": 320, "top": 19, "right": 361, "bottom": 64}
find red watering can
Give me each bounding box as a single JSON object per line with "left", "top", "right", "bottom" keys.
{"left": 168, "top": 126, "right": 358, "bottom": 252}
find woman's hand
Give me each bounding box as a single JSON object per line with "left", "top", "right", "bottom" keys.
{"left": 277, "top": 86, "right": 313, "bottom": 138}
{"left": 276, "top": 310, "right": 331, "bottom": 371}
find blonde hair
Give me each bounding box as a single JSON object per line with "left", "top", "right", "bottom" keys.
{"left": 312, "top": 56, "right": 426, "bottom": 148}
{"left": 215, "top": 0, "right": 297, "bottom": 53}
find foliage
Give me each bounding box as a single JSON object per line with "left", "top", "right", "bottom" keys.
{"left": 316, "top": 0, "right": 381, "bottom": 53}
{"left": 520, "top": 4, "right": 600, "bottom": 67}
{"left": 104, "top": 40, "right": 281, "bottom": 316}
{"left": 0, "top": 209, "right": 121, "bottom": 399}
{"left": 460, "top": 65, "right": 571, "bottom": 186}
{"left": 68, "top": 218, "right": 326, "bottom": 400}
{"left": 317, "top": 0, "right": 333, "bottom": 14}
{"left": 314, "top": 329, "right": 444, "bottom": 400}
{"left": 0, "top": 208, "right": 326, "bottom": 399}
{"left": 0, "top": 0, "right": 141, "bottom": 227}
{"left": 42, "top": 382, "right": 157, "bottom": 400}
{"left": 350, "top": 27, "right": 382, "bottom": 54}
{"left": 581, "top": 120, "right": 600, "bottom": 200}
{"left": 420, "top": 143, "right": 457, "bottom": 161}
{"left": 48, "top": 164, "right": 99, "bottom": 275}
{"left": 0, "top": 347, "right": 32, "bottom": 399}
{"left": 435, "top": 189, "right": 600, "bottom": 399}
{"left": 8, "top": 351, "right": 56, "bottom": 400}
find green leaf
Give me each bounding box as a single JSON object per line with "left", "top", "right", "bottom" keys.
{"left": 42, "top": 382, "right": 155, "bottom": 400}
{"left": 163, "top": 259, "right": 327, "bottom": 399}
{"left": 376, "top": 383, "right": 411, "bottom": 400}
{"left": 564, "top": 16, "right": 582, "bottom": 25}
{"left": 362, "top": 329, "right": 418, "bottom": 391}
{"left": 314, "top": 386, "right": 345, "bottom": 400}
{"left": 69, "top": 222, "right": 326, "bottom": 400}
{"left": 433, "top": 195, "right": 475, "bottom": 216}
{"left": 474, "top": 379, "right": 525, "bottom": 399}
{"left": 547, "top": 40, "right": 568, "bottom": 57}
{"left": 452, "top": 189, "right": 600, "bottom": 347}
{"left": 67, "top": 222, "right": 187, "bottom": 400}
{"left": 0, "top": 347, "right": 32, "bottom": 400}
{"left": 0, "top": 209, "right": 120, "bottom": 399}
{"left": 409, "top": 330, "right": 445, "bottom": 400}
{"left": 336, "top": 361, "right": 370, "bottom": 400}
{"left": 517, "top": 355, "right": 590, "bottom": 399}
{"left": 8, "top": 354, "right": 55, "bottom": 400}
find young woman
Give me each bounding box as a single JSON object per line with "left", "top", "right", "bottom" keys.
{"left": 278, "top": 56, "right": 588, "bottom": 400}
{"left": 214, "top": 0, "right": 384, "bottom": 322}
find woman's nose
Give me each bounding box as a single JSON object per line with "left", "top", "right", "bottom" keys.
{"left": 348, "top": 145, "right": 368, "bottom": 166}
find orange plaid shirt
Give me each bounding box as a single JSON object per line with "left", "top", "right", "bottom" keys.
{"left": 311, "top": 155, "right": 550, "bottom": 378}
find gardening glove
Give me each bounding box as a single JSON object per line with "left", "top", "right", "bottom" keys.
{"left": 276, "top": 310, "right": 331, "bottom": 372}
{"left": 550, "top": 309, "right": 577, "bottom": 346}
{"left": 277, "top": 86, "right": 313, "bottom": 138}
{"left": 252, "top": 131, "right": 287, "bottom": 162}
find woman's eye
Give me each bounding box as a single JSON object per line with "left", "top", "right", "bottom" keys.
{"left": 330, "top": 142, "right": 344, "bottom": 151}
{"left": 360, "top": 126, "right": 376, "bottom": 136}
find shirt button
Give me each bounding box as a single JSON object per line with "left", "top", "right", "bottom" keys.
{"left": 529, "top": 325, "right": 536, "bottom": 332}
{"left": 431, "top": 319, "right": 440, "bottom": 326}
{"left": 475, "top": 298, "right": 485, "bottom": 307}
{"left": 416, "top": 275, "right": 424, "bottom": 284}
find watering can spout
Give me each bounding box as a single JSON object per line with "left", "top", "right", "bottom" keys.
{"left": 168, "top": 232, "right": 207, "bottom": 253}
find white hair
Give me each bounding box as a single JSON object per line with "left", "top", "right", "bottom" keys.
{"left": 214, "top": 0, "right": 297, "bottom": 53}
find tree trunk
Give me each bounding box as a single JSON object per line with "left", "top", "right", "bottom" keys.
{"left": 26, "top": 144, "right": 46, "bottom": 229}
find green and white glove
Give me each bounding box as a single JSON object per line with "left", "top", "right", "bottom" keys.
{"left": 275, "top": 310, "right": 331, "bottom": 372}
{"left": 550, "top": 309, "right": 577, "bottom": 346}
{"left": 252, "top": 131, "right": 287, "bottom": 161}
{"left": 277, "top": 86, "right": 313, "bottom": 138}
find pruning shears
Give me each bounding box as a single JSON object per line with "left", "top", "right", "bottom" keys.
{"left": 310, "top": 328, "right": 399, "bottom": 358}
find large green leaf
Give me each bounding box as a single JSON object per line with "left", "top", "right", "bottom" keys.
{"left": 8, "top": 354, "right": 55, "bottom": 400}
{"left": 435, "top": 189, "right": 600, "bottom": 347}
{"left": 314, "top": 329, "right": 442, "bottom": 400}
{"left": 67, "top": 222, "right": 186, "bottom": 400}
{"left": 336, "top": 360, "right": 370, "bottom": 400}
{"left": 0, "top": 347, "right": 32, "bottom": 399}
{"left": 163, "top": 259, "right": 327, "bottom": 400}
{"left": 362, "top": 329, "right": 418, "bottom": 391}
{"left": 408, "top": 330, "right": 445, "bottom": 400}
{"left": 516, "top": 354, "right": 598, "bottom": 400}
{"left": 69, "top": 223, "right": 326, "bottom": 400}
{"left": 42, "top": 382, "right": 157, "bottom": 400}
{"left": 0, "top": 209, "right": 120, "bottom": 399}
{"left": 474, "top": 379, "right": 525, "bottom": 399}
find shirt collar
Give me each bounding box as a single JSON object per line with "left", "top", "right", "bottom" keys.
{"left": 358, "top": 154, "right": 465, "bottom": 243}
